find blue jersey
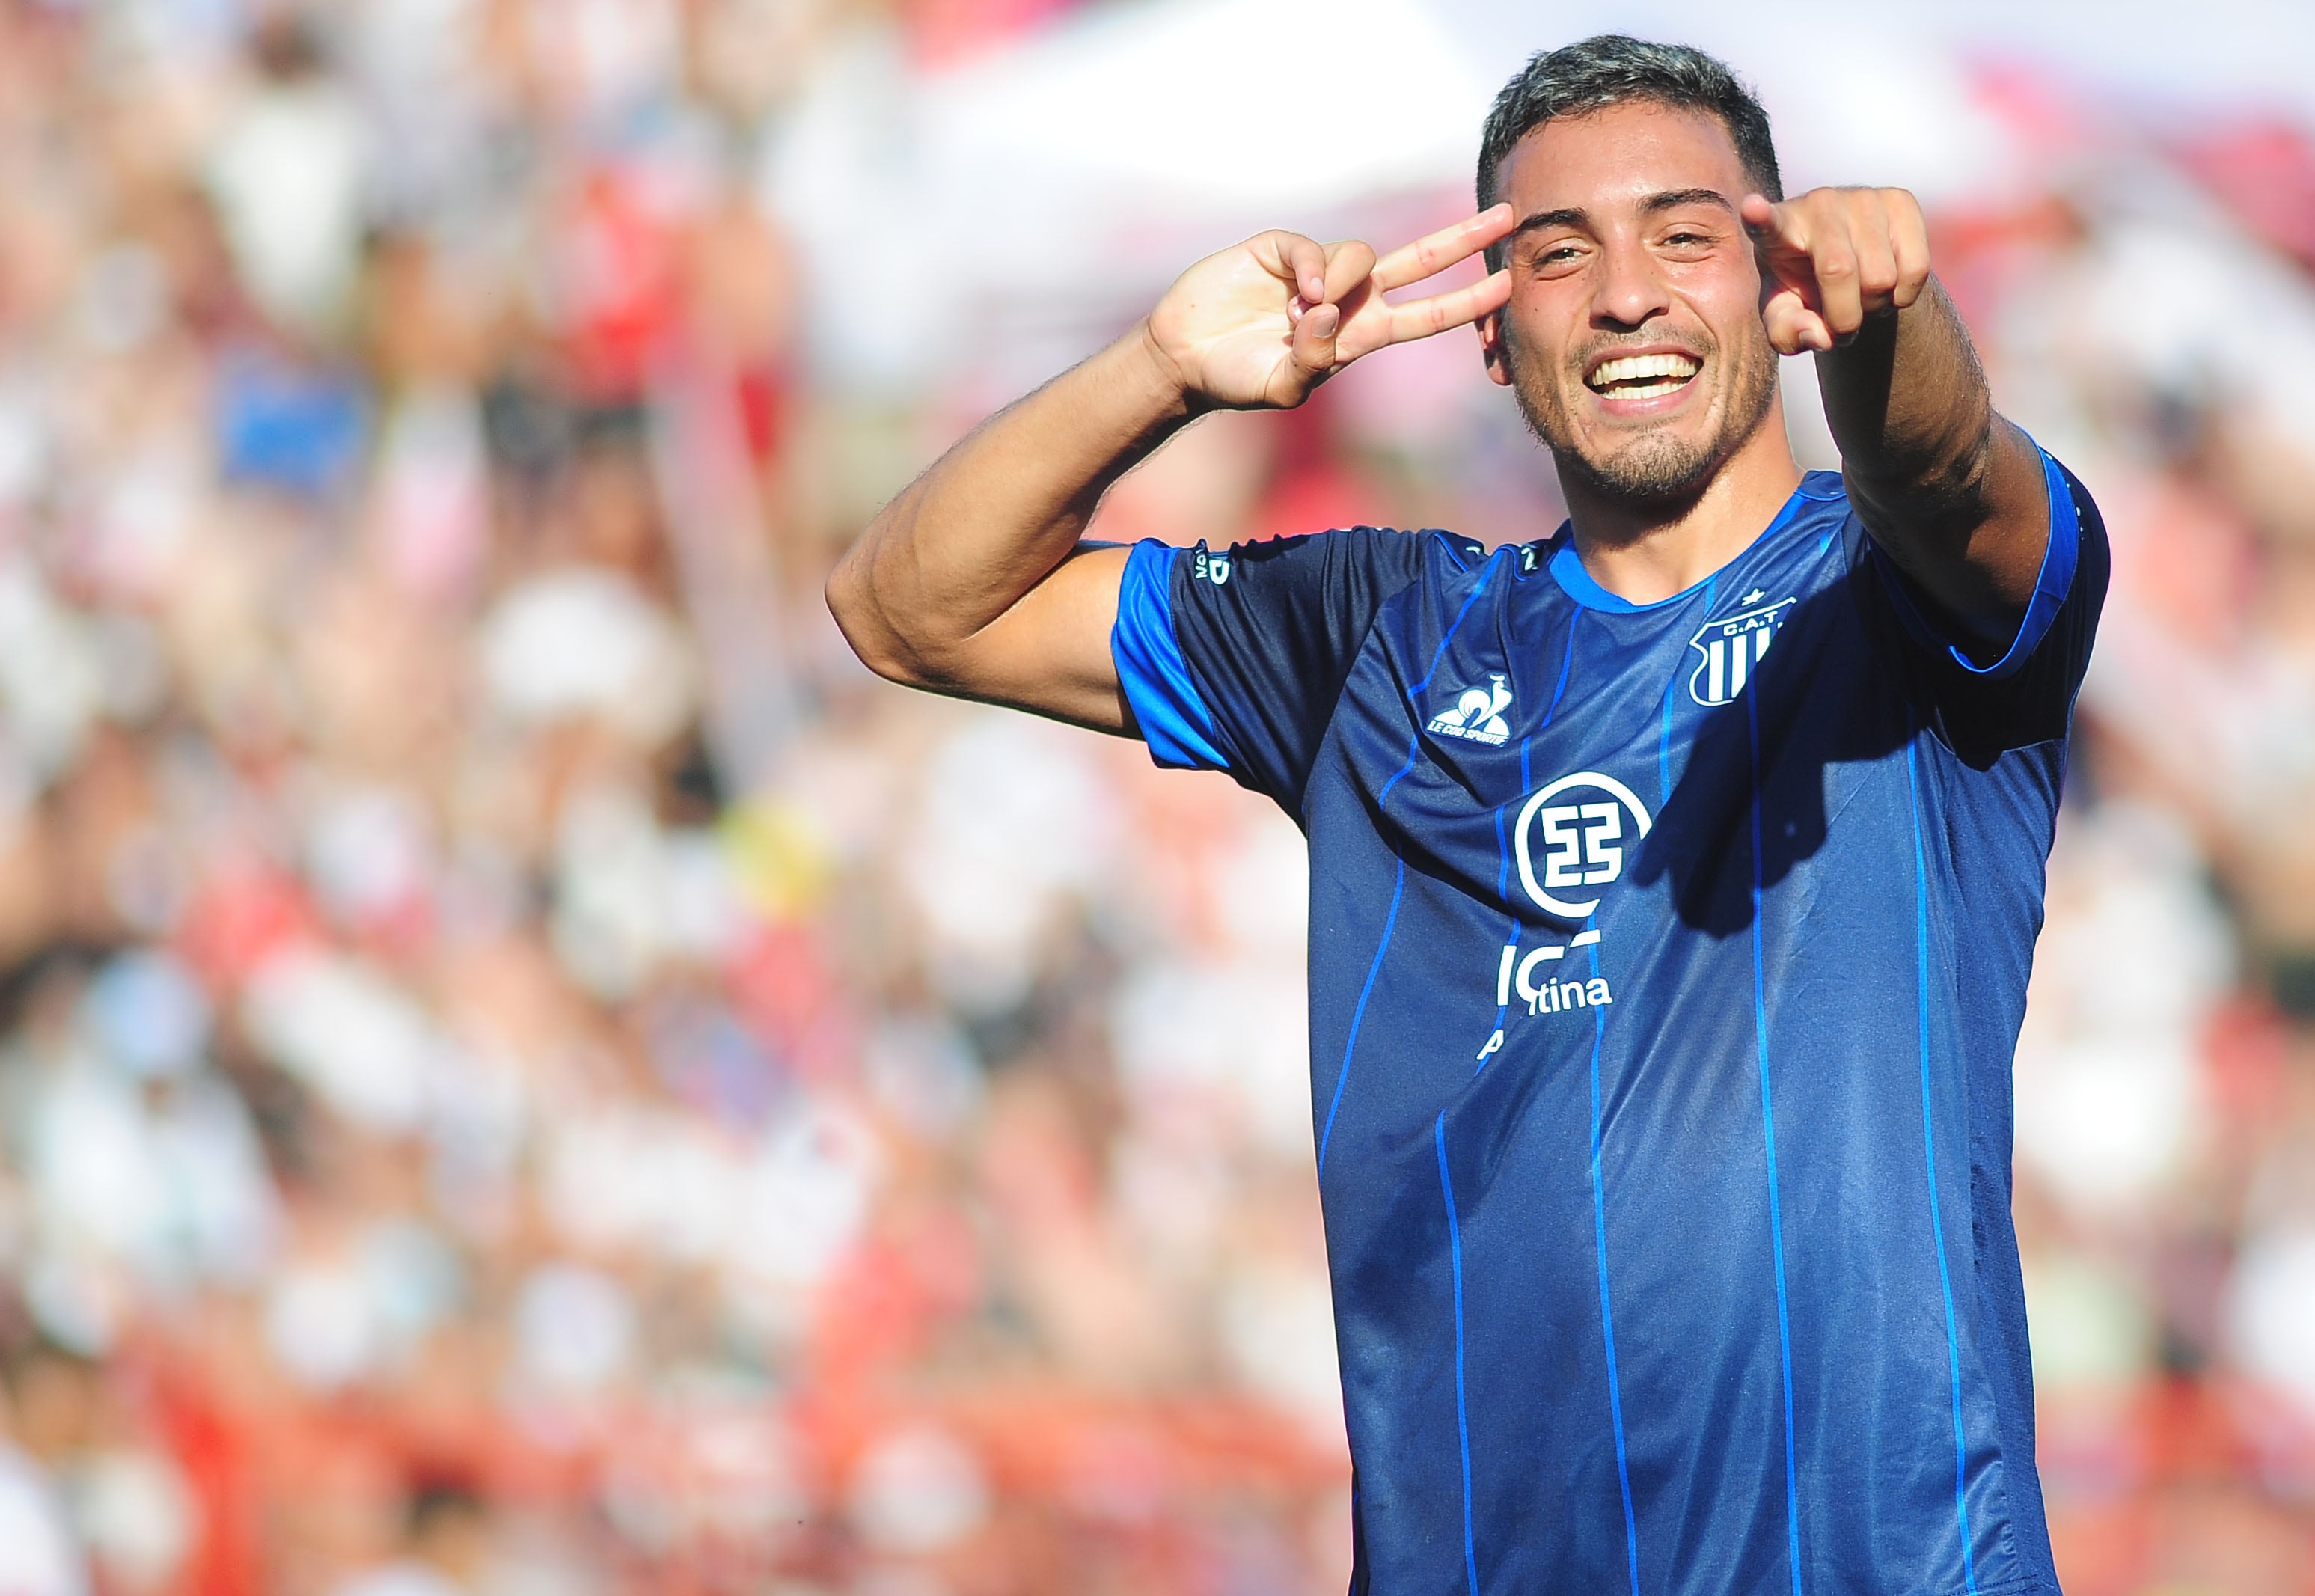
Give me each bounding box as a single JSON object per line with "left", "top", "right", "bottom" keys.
{"left": 1110, "top": 456, "right": 2105, "bottom": 1596}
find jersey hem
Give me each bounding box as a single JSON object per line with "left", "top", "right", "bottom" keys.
{"left": 1942, "top": 1571, "right": 2060, "bottom": 1596}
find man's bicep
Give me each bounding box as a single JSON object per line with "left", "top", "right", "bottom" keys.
{"left": 1868, "top": 450, "right": 2108, "bottom": 757}
{"left": 1858, "top": 418, "right": 2053, "bottom": 658}
{"left": 937, "top": 542, "right": 1137, "bottom": 734}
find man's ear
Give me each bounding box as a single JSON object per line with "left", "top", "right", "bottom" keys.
{"left": 1478, "top": 307, "right": 1512, "bottom": 388}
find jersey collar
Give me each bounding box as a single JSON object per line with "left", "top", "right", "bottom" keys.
{"left": 1545, "top": 470, "right": 1844, "bottom": 614}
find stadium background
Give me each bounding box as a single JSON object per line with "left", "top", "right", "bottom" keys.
{"left": 0, "top": 0, "right": 2310, "bottom": 1592}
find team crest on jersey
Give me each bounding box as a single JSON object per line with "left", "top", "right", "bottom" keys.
{"left": 1687, "top": 593, "right": 1795, "bottom": 706}
{"left": 1428, "top": 673, "right": 1513, "bottom": 746}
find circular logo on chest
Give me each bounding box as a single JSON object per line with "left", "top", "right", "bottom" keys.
{"left": 1514, "top": 771, "right": 1654, "bottom": 920}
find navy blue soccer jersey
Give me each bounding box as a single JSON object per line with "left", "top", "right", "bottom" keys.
{"left": 1109, "top": 455, "right": 2107, "bottom": 1596}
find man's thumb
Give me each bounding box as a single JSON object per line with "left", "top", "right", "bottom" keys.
{"left": 1291, "top": 302, "right": 1341, "bottom": 373}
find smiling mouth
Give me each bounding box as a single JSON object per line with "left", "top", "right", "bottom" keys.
{"left": 1585, "top": 352, "right": 1700, "bottom": 400}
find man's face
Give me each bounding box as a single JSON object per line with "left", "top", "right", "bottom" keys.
{"left": 1481, "top": 101, "right": 1781, "bottom": 506}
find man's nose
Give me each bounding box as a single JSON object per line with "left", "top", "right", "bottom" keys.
{"left": 1591, "top": 236, "right": 1672, "bottom": 330}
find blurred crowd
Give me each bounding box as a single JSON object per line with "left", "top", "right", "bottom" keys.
{"left": 0, "top": 1, "right": 2305, "bottom": 1594}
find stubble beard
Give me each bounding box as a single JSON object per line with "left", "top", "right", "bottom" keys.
{"left": 1505, "top": 322, "right": 1779, "bottom": 509}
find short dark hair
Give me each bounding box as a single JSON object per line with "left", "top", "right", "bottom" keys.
{"left": 1477, "top": 36, "right": 1782, "bottom": 267}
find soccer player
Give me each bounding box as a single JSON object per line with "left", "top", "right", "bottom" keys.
{"left": 828, "top": 34, "right": 2103, "bottom": 1596}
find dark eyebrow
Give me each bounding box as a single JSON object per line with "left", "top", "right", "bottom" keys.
{"left": 1642, "top": 187, "right": 1737, "bottom": 216}
{"left": 1508, "top": 189, "right": 1737, "bottom": 251}
{"left": 1507, "top": 207, "right": 1588, "bottom": 248}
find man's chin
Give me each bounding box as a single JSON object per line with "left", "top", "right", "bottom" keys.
{"left": 1555, "top": 435, "right": 1721, "bottom": 506}
{"left": 1517, "top": 385, "right": 1718, "bottom": 499}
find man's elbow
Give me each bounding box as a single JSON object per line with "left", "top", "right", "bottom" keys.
{"left": 824, "top": 557, "right": 907, "bottom": 684}
{"left": 823, "top": 557, "right": 960, "bottom": 691}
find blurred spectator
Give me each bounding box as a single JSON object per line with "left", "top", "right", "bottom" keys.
{"left": 0, "top": 1339, "right": 94, "bottom": 1596}
{"left": 331, "top": 1482, "right": 491, "bottom": 1596}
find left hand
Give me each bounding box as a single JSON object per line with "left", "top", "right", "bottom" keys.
{"left": 1743, "top": 186, "right": 1931, "bottom": 355}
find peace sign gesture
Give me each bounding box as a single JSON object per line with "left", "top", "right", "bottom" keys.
{"left": 1146, "top": 205, "right": 1517, "bottom": 411}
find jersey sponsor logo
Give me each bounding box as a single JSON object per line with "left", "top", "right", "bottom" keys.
{"left": 1428, "top": 673, "right": 1513, "bottom": 746}
{"left": 1474, "top": 929, "right": 1613, "bottom": 1060}
{"left": 1192, "top": 548, "right": 1231, "bottom": 585}
{"left": 1687, "top": 593, "right": 1794, "bottom": 706}
{"left": 1499, "top": 929, "right": 1612, "bottom": 1015}
{"left": 1514, "top": 771, "right": 1653, "bottom": 919}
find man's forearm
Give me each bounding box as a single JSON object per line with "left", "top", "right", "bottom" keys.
{"left": 827, "top": 323, "right": 1194, "bottom": 688}
{"left": 826, "top": 213, "right": 1508, "bottom": 715}
{"left": 1814, "top": 280, "right": 2046, "bottom": 632}
{"left": 1814, "top": 278, "right": 1996, "bottom": 537}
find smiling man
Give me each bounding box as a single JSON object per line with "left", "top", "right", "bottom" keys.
{"left": 828, "top": 34, "right": 2102, "bottom": 1596}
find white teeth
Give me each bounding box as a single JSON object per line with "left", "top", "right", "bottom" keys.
{"left": 1588, "top": 352, "right": 1700, "bottom": 392}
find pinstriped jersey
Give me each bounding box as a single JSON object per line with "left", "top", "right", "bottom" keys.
{"left": 1109, "top": 459, "right": 2105, "bottom": 1596}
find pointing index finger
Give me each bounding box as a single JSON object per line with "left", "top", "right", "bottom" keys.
{"left": 1371, "top": 204, "right": 1515, "bottom": 293}
{"left": 1740, "top": 193, "right": 1802, "bottom": 251}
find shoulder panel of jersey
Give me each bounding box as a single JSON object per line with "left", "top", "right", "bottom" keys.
{"left": 1109, "top": 527, "right": 1461, "bottom": 813}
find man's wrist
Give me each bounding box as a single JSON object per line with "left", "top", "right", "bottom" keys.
{"left": 1124, "top": 318, "right": 1203, "bottom": 422}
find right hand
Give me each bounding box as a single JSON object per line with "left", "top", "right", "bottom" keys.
{"left": 1143, "top": 205, "right": 1517, "bottom": 411}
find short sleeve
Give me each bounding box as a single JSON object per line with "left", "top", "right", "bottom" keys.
{"left": 1108, "top": 528, "right": 1428, "bottom": 812}
{"left": 1865, "top": 447, "right": 2109, "bottom": 759}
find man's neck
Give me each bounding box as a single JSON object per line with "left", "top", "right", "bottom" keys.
{"left": 1559, "top": 416, "right": 1806, "bottom": 607}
